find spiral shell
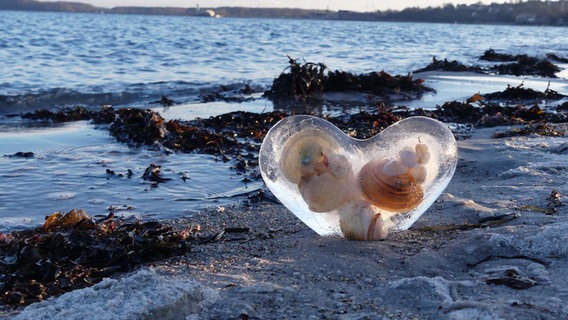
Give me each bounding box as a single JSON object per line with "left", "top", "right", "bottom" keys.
{"left": 358, "top": 159, "right": 424, "bottom": 213}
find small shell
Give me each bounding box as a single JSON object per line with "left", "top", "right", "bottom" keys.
{"left": 415, "top": 143, "right": 430, "bottom": 165}
{"left": 298, "top": 153, "right": 355, "bottom": 213}
{"left": 338, "top": 200, "right": 389, "bottom": 240}
{"left": 382, "top": 158, "right": 407, "bottom": 176}
{"left": 326, "top": 153, "right": 352, "bottom": 179}
{"left": 358, "top": 159, "right": 424, "bottom": 213}
{"left": 279, "top": 131, "right": 339, "bottom": 184}
{"left": 399, "top": 146, "right": 419, "bottom": 168}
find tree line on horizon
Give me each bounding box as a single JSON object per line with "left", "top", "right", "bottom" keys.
{"left": 1, "top": 0, "right": 567, "bottom": 25}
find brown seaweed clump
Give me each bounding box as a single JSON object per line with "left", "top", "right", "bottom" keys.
{"left": 428, "top": 99, "right": 567, "bottom": 128}
{"left": 264, "top": 57, "right": 328, "bottom": 97}
{"left": 326, "top": 104, "right": 402, "bottom": 139}
{"left": 484, "top": 83, "right": 565, "bottom": 102}
{"left": 546, "top": 53, "right": 568, "bottom": 63}
{"left": 0, "top": 209, "right": 193, "bottom": 307}
{"left": 414, "top": 57, "right": 483, "bottom": 73}
{"left": 264, "top": 57, "right": 433, "bottom": 100}
{"left": 492, "top": 123, "right": 566, "bottom": 139}
{"left": 22, "top": 106, "right": 94, "bottom": 122}
{"left": 413, "top": 49, "right": 563, "bottom": 78}
{"left": 21, "top": 105, "right": 115, "bottom": 124}
{"left": 481, "top": 49, "right": 561, "bottom": 78}
{"left": 109, "top": 108, "right": 167, "bottom": 145}
{"left": 480, "top": 49, "right": 521, "bottom": 62}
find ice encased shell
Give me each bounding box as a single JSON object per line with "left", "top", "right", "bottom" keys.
{"left": 259, "top": 115, "right": 458, "bottom": 238}
{"left": 279, "top": 130, "right": 340, "bottom": 184}
{"left": 358, "top": 158, "right": 424, "bottom": 213}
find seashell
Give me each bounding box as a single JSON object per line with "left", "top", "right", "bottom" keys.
{"left": 297, "top": 153, "right": 356, "bottom": 212}
{"left": 382, "top": 158, "right": 407, "bottom": 176}
{"left": 338, "top": 200, "right": 390, "bottom": 241}
{"left": 259, "top": 115, "right": 458, "bottom": 240}
{"left": 358, "top": 158, "right": 424, "bottom": 213}
{"left": 279, "top": 130, "right": 339, "bottom": 184}
{"left": 399, "top": 147, "right": 419, "bottom": 168}
{"left": 415, "top": 143, "right": 430, "bottom": 165}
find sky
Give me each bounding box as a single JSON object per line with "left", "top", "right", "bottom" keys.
{"left": 38, "top": 1, "right": 514, "bottom": 12}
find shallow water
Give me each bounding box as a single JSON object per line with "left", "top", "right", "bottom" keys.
{"left": 0, "top": 120, "right": 262, "bottom": 229}
{"left": 1, "top": 11, "right": 567, "bottom": 229}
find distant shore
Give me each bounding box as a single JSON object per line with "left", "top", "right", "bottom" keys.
{"left": 1, "top": 0, "right": 567, "bottom": 26}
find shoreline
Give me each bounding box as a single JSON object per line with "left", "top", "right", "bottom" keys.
{"left": 4, "top": 123, "right": 568, "bottom": 319}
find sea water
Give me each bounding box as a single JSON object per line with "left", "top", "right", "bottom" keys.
{"left": 1, "top": 10, "right": 567, "bottom": 229}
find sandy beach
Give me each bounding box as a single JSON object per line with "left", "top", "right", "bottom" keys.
{"left": 6, "top": 121, "right": 567, "bottom": 320}
{"left": 2, "top": 9, "right": 568, "bottom": 319}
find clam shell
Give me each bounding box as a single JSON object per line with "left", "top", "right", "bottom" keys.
{"left": 298, "top": 169, "right": 355, "bottom": 213}
{"left": 358, "top": 159, "right": 424, "bottom": 213}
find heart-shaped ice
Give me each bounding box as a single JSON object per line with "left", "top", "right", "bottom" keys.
{"left": 259, "top": 116, "right": 457, "bottom": 240}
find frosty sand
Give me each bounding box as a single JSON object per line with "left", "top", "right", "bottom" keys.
{"left": 8, "top": 122, "right": 568, "bottom": 319}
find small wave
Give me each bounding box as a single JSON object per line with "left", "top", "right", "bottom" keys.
{"left": 47, "top": 192, "right": 77, "bottom": 200}
{"left": 0, "top": 89, "right": 140, "bottom": 114}
{"left": 0, "top": 80, "right": 268, "bottom": 115}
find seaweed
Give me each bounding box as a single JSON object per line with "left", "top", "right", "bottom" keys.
{"left": 546, "top": 53, "right": 568, "bottom": 63}
{"left": 21, "top": 105, "right": 94, "bottom": 122}
{"left": 265, "top": 57, "right": 327, "bottom": 98}
{"left": 150, "top": 95, "right": 176, "bottom": 107}
{"left": 199, "top": 84, "right": 259, "bottom": 103}
{"left": 480, "top": 49, "right": 519, "bottom": 62}
{"left": 142, "top": 163, "right": 172, "bottom": 183}
{"left": 264, "top": 57, "right": 433, "bottom": 100}
{"left": 480, "top": 49, "right": 561, "bottom": 77}
{"left": 490, "top": 58, "right": 560, "bottom": 78}
{"left": 326, "top": 104, "right": 401, "bottom": 139}
{"left": 414, "top": 57, "right": 482, "bottom": 73}
{"left": 492, "top": 123, "right": 565, "bottom": 139}
{"left": 20, "top": 105, "right": 115, "bottom": 124}
{"left": 109, "top": 108, "right": 167, "bottom": 145}
{"left": 433, "top": 101, "right": 483, "bottom": 123}
{"left": 413, "top": 49, "right": 563, "bottom": 78}
{"left": 0, "top": 210, "right": 193, "bottom": 307}
{"left": 484, "top": 82, "right": 565, "bottom": 102}
{"left": 558, "top": 102, "right": 568, "bottom": 113}
{"left": 7, "top": 152, "right": 34, "bottom": 158}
